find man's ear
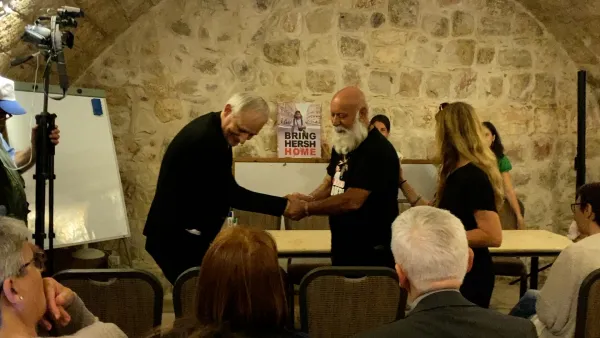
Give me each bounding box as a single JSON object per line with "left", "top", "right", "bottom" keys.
{"left": 2, "top": 278, "right": 21, "bottom": 305}
{"left": 585, "top": 204, "right": 595, "bottom": 221}
{"left": 358, "top": 107, "right": 369, "bottom": 124}
{"left": 395, "top": 263, "right": 410, "bottom": 291}
{"left": 223, "top": 104, "right": 233, "bottom": 116}
{"left": 467, "top": 248, "right": 474, "bottom": 273}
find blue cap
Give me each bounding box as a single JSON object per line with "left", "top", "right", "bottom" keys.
{"left": 0, "top": 76, "right": 26, "bottom": 116}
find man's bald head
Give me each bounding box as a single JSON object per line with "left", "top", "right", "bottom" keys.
{"left": 329, "top": 86, "right": 370, "bottom": 155}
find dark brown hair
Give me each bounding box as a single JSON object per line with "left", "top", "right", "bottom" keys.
{"left": 194, "top": 226, "right": 288, "bottom": 334}
{"left": 576, "top": 183, "right": 600, "bottom": 224}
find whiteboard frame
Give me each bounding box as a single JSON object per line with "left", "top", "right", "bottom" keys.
{"left": 11, "top": 81, "right": 131, "bottom": 249}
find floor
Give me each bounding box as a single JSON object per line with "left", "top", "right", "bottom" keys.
{"left": 160, "top": 276, "right": 533, "bottom": 329}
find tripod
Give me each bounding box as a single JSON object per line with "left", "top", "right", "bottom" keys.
{"left": 32, "top": 56, "right": 58, "bottom": 276}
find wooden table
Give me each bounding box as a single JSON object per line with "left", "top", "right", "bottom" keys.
{"left": 267, "top": 229, "right": 573, "bottom": 289}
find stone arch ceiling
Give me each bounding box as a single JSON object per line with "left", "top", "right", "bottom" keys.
{"left": 0, "top": 0, "right": 599, "bottom": 93}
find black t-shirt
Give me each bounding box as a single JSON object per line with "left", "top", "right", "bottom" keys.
{"left": 326, "top": 129, "right": 399, "bottom": 254}
{"left": 437, "top": 163, "right": 497, "bottom": 273}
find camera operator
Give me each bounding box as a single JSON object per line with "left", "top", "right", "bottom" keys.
{"left": 0, "top": 76, "right": 60, "bottom": 221}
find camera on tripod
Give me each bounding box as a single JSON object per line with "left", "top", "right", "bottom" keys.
{"left": 12, "top": 6, "right": 84, "bottom": 94}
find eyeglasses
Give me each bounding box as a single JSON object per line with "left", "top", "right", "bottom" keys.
{"left": 0, "top": 250, "right": 46, "bottom": 294}
{"left": 571, "top": 203, "right": 582, "bottom": 213}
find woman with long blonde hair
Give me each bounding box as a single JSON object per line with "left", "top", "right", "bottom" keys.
{"left": 399, "top": 102, "right": 503, "bottom": 308}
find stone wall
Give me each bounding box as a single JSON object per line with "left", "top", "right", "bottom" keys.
{"left": 72, "top": 0, "right": 600, "bottom": 282}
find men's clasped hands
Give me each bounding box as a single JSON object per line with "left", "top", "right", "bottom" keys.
{"left": 283, "top": 193, "right": 315, "bottom": 221}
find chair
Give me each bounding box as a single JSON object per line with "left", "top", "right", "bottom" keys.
{"left": 493, "top": 199, "right": 528, "bottom": 298}
{"left": 575, "top": 268, "right": 600, "bottom": 338}
{"left": 233, "top": 209, "right": 282, "bottom": 230}
{"left": 299, "top": 266, "right": 407, "bottom": 338}
{"left": 53, "top": 269, "right": 163, "bottom": 338}
{"left": 173, "top": 267, "right": 200, "bottom": 319}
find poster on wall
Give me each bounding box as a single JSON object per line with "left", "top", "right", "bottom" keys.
{"left": 277, "top": 102, "right": 322, "bottom": 158}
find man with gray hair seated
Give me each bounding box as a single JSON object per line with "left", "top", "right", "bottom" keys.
{"left": 354, "top": 206, "right": 536, "bottom": 338}
{"left": 144, "top": 92, "right": 306, "bottom": 284}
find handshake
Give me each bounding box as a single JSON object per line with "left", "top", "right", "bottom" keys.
{"left": 283, "top": 193, "right": 314, "bottom": 221}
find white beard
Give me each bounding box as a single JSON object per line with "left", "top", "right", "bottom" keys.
{"left": 332, "top": 122, "right": 369, "bottom": 155}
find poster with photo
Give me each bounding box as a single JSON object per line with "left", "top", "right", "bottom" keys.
{"left": 277, "top": 102, "right": 322, "bottom": 158}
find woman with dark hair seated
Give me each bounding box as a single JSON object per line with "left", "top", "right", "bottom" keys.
{"left": 159, "top": 226, "right": 307, "bottom": 338}
{"left": 482, "top": 121, "right": 525, "bottom": 229}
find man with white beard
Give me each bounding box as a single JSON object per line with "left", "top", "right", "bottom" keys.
{"left": 290, "top": 86, "right": 399, "bottom": 267}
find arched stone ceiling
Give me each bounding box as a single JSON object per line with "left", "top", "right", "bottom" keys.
{"left": 0, "top": 0, "right": 599, "bottom": 91}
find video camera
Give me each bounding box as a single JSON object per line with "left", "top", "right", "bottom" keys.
{"left": 11, "top": 6, "right": 84, "bottom": 94}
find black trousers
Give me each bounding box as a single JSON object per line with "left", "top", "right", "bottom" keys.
{"left": 145, "top": 230, "right": 212, "bottom": 285}
{"left": 460, "top": 256, "right": 496, "bottom": 308}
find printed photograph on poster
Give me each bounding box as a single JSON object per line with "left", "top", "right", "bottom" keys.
{"left": 277, "top": 102, "right": 322, "bottom": 158}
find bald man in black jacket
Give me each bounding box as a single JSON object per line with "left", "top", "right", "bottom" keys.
{"left": 144, "top": 93, "right": 305, "bottom": 284}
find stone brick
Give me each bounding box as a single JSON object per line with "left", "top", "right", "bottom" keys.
{"left": 477, "top": 47, "right": 495, "bottom": 64}
{"left": 533, "top": 107, "right": 556, "bottom": 134}
{"left": 452, "top": 11, "right": 474, "bottom": 36}
{"left": 255, "top": 0, "right": 272, "bottom": 11}
{"left": 533, "top": 73, "right": 556, "bottom": 102}
{"left": 488, "top": 76, "right": 504, "bottom": 98}
{"left": 425, "top": 72, "right": 452, "bottom": 98}
{"left": 339, "top": 36, "right": 367, "bottom": 59}
{"left": 411, "top": 45, "right": 439, "bottom": 68}
{"left": 389, "top": 0, "right": 419, "bottom": 28}
{"left": 438, "top": 0, "right": 461, "bottom": 5}
{"left": 498, "top": 49, "right": 533, "bottom": 68}
{"left": 306, "top": 37, "right": 335, "bottom": 65}
{"left": 171, "top": 20, "right": 191, "bottom": 36}
{"left": 371, "top": 13, "right": 386, "bottom": 28}
{"left": 154, "top": 98, "right": 183, "bottom": 123}
{"left": 193, "top": 58, "right": 219, "bottom": 74}
{"left": 263, "top": 39, "right": 301, "bottom": 66}
{"left": 422, "top": 15, "right": 449, "bottom": 38}
{"left": 509, "top": 73, "right": 532, "bottom": 101}
{"left": 281, "top": 12, "right": 300, "bottom": 33}
{"left": 343, "top": 64, "right": 362, "bottom": 86}
{"left": 306, "top": 8, "right": 333, "bottom": 34}
{"left": 484, "top": 0, "right": 515, "bottom": 16}
{"left": 371, "top": 30, "right": 410, "bottom": 46}
{"left": 397, "top": 70, "right": 423, "bottom": 97}
{"left": 355, "top": 0, "right": 384, "bottom": 8}
{"left": 443, "top": 39, "right": 476, "bottom": 66}
{"left": 311, "top": 0, "right": 334, "bottom": 4}
{"left": 231, "top": 59, "right": 256, "bottom": 82}
{"left": 306, "top": 69, "right": 337, "bottom": 93}
{"left": 478, "top": 17, "right": 511, "bottom": 36}
{"left": 373, "top": 45, "right": 404, "bottom": 64}
{"left": 533, "top": 138, "right": 554, "bottom": 161}
{"left": 339, "top": 12, "right": 368, "bottom": 31}
{"left": 452, "top": 69, "right": 477, "bottom": 99}
{"left": 369, "top": 71, "right": 395, "bottom": 95}
{"left": 513, "top": 12, "right": 543, "bottom": 36}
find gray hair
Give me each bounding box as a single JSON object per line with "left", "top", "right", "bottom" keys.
{"left": 391, "top": 206, "right": 469, "bottom": 291}
{"left": 225, "top": 92, "right": 270, "bottom": 119}
{"left": 0, "top": 217, "right": 30, "bottom": 282}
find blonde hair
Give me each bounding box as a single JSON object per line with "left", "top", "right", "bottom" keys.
{"left": 434, "top": 102, "right": 504, "bottom": 211}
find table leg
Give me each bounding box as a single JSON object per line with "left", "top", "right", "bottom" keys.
{"left": 530, "top": 257, "right": 539, "bottom": 289}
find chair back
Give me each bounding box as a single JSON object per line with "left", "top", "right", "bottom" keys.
{"left": 173, "top": 267, "right": 200, "bottom": 319}
{"left": 233, "top": 209, "right": 282, "bottom": 230}
{"left": 285, "top": 215, "right": 329, "bottom": 230}
{"left": 498, "top": 198, "right": 525, "bottom": 230}
{"left": 299, "top": 266, "right": 406, "bottom": 338}
{"left": 53, "top": 269, "right": 163, "bottom": 338}
{"left": 575, "top": 268, "right": 600, "bottom": 338}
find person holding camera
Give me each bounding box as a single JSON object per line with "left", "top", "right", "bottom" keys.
{"left": 0, "top": 76, "right": 60, "bottom": 221}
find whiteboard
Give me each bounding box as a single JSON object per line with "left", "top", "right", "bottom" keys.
{"left": 234, "top": 161, "right": 438, "bottom": 201}
{"left": 5, "top": 82, "right": 130, "bottom": 249}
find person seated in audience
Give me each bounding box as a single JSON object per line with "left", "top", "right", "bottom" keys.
{"left": 161, "top": 226, "right": 307, "bottom": 338}
{"left": 368, "top": 114, "right": 403, "bottom": 160}
{"left": 0, "top": 216, "right": 126, "bottom": 338}
{"left": 509, "top": 182, "right": 600, "bottom": 338}
{"left": 354, "top": 206, "right": 537, "bottom": 338}
{"left": 482, "top": 121, "right": 525, "bottom": 229}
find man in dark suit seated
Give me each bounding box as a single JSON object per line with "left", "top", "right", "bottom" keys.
{"left": 354, "top": 206, "right": 537, "bottom": 338}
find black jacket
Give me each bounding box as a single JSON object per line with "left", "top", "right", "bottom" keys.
{"left": 353, "top": 291, "right": 537, "bottom": 338}
{"left": 143, "top": 112, "right": 287, "bottom": 240}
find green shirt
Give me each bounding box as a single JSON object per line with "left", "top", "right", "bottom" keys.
{"left": 498, "top": 155, "right": 512, "bottom": 173}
